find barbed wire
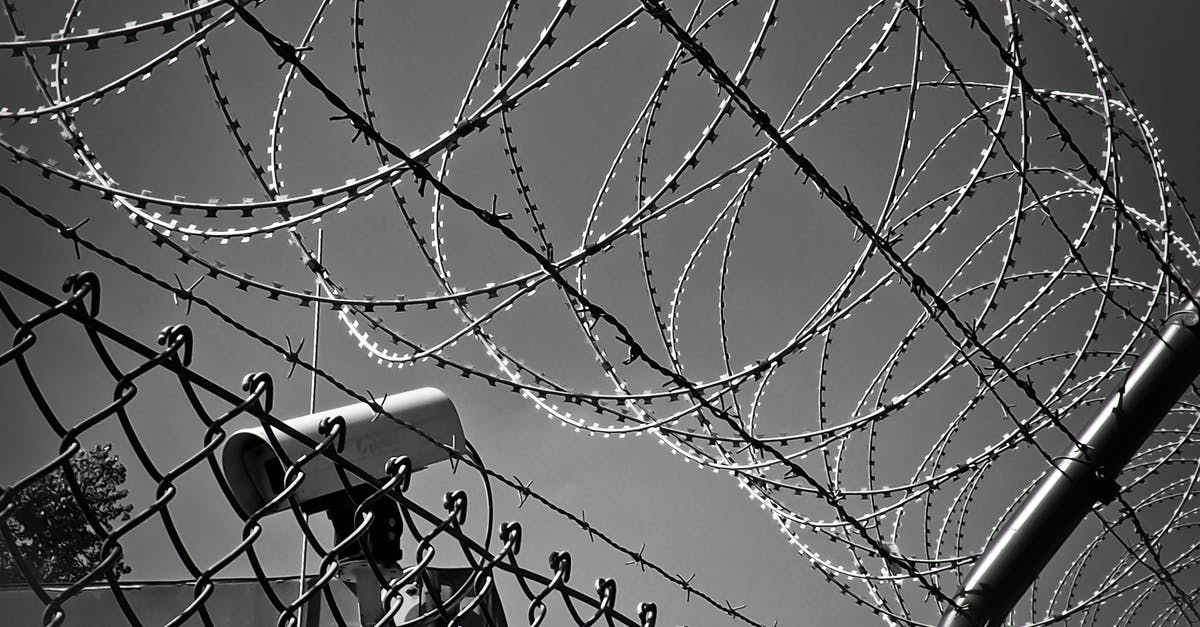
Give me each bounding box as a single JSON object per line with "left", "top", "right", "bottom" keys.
{"left": 3, "top": 0, "right": 1199, "bottom": 624}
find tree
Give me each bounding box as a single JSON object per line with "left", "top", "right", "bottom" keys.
{"left": 0, "top": 444, "right": 134, "bottom": 584}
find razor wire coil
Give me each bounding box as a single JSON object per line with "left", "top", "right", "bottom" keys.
{"left": 2, "top": 0, "right": 1200, "bottom": 624}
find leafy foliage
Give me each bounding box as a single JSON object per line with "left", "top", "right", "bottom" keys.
{"left": 1, "top": 444, "right": 134, "bottom": 584}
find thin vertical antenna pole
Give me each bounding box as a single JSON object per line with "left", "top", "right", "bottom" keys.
{"left": 940, "top": 295, "right": 1200, "bottom": 626}
{"left": 296, "top": 229, "right": 323, "bottom": 627}
{"left": 309, "top": 233, "right": 324, "bottom": 411}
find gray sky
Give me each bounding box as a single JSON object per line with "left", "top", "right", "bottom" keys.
{"left": 2, "top": 2, "right": 1200, "bottom": 625}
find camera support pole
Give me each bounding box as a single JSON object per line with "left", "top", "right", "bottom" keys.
{"left": 351, "top": 564, "right": 386, "bottom": 626}
{"left": 939, "top": 295, "right": 1200, "bottom": 626}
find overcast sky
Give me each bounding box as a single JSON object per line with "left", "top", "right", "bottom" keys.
{"left": 2, "top": 2, "right": 1200, "bottom": 625}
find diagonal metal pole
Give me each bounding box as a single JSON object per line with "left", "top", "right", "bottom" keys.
{"left": 941, "top": 295, "right": 1200, "bottom": 626}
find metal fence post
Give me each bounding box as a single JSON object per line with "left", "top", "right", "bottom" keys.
{"left": 940, "top": 295, "right": 1200, "bottom": 627}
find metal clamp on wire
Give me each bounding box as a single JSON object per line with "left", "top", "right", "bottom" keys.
{"left": 304, "top": 256, "right": 325, "bottom": 275}
{"left": 1166, "top": 308, "right": 1200, "bottom": 329}
{"left": 1093, "top": 463, "right": 1121, "bottom": 505}
{"left": 1047, "top": 453, "right": 1121, "bottom": 506}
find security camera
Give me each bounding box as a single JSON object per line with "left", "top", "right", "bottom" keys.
{"left": 221, "top": 387, "right": 464, "bottom": 517}
{"left": 222, "top": 387, "right": 475, "bottom": 626}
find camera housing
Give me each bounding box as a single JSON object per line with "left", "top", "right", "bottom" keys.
{"left": 221, "top": 387, "right": 464, "bottom": 516}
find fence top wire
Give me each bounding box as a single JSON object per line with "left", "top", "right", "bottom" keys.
{"left": 3, "top": 0, "right": 1200, "bottom": 625}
